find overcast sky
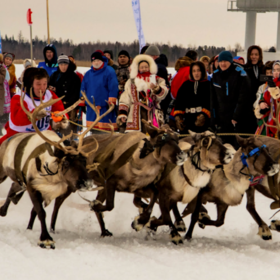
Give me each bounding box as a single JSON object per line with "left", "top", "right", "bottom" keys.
{"left": 1, "top": 0, "right": 279, "bottom": 49}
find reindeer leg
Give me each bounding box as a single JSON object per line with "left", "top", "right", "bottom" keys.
{"left": 185, "top": 190, "right": 204, "bottom": 240}
{"left": 246, "top": 187, "right": 272, "bottom": 240}
{"left": 0, "top": 182, "right": 24, "bottom": 217}
{"left": 93, "top": 189, "right": 113, "bottom": 237}
{"left": 91, "top": 183, "right": 115, "bottom": 213}
{"left": 50, "top": 187, "right": 72, "bottom": 233}
{"left": 181, "top": 197, "right": 208, "bottom": 218}
{"left": 27, "top": 207, "right": 37, "bottom": 230}
{"left": 133, "top": 195, "right": 148, "bottom": 214}
{"left": 27, "top": 187, "right": 55, "bottom": 249}
{"left": 172, "top": 203, "right": 186, "bottom": 232}
{"left": 132, "top": 186, "right": 158, "bottom": 231}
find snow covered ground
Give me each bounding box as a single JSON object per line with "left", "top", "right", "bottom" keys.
{"left": 0, "top": 65, "right": 279, "bottom": 280}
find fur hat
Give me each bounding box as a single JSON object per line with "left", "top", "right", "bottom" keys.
{"left": 23, "top": 59, "right": 37, "bottom": 69}
{"left": 175, "top": 56, "right": 193, "bottom": 72}
{"left": 200, "top": 56, "right": 210, "bottom": 63}
{"left": 145, "top": 45, "right": 160, "bottom": 56}
{"left": 130, "top": 54, "right": 158, "bottom": 79}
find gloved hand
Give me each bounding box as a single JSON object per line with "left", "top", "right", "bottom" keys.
{"left": 175, "top": 115, "right": 185, "bottom": 132}
{"left": 36, "top": 109, "right": 48, "bottom": 120}
{"left": 52, "top": 118, "right": 69, "bottom": 131}
{"left": 195, "top": 114, "right": 206, "bottom": 127}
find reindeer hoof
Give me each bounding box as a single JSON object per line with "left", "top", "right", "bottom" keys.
{"left": 174, "top": 220, "right": 186, "bottom": 232}
{"left": 170, "top": 231, "right": 183, "bottom": 245}
{"left": 258, "top": 226, "right": 272, "bottom": 241}
{"left": 198, "top": 212, "right": 211, "bottom": 229}
{"left": 100, "top": 229, "right": 112, "bottom": 237}
{"left": 37, "top": 239, "right": 55, "bottom": 249}
{"left": 269, "top": 220, "right": 280, "bottom": 232}
{"left": 0, "top": 206, "right": 7, "bottom": 217}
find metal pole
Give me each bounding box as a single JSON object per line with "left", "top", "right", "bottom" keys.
{"left": 245, "top": 11, "right": 257, "bottom": 50}
{"left": 30, "top": 25, "right": 33, "bottom": 64}
{"left": 46, "top": 0, "right": 50, "bottom": 44}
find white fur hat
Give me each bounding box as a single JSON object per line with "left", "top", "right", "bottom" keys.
{"left": 130, "top": 54, "right": 158, "bottom": 79}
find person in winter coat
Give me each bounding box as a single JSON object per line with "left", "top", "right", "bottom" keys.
{"left": 17, "top": 59, "right": 37, "bottom": 87}
{"left": 233, "top": 56, "right": 245, "bottom": 65}
{"left": 174, "top": 61, "right": 211, "bottom": 134}
{"left": 200, "top": 56, "right": 210, "bottom": 72}
{"left": 115, "top": 50, "right": 130, "bottom": 95}
{"left": 0, "top": 54, "right": 11, "bottom": 135}
{"left": 68, "top": 55, "right": 84, "bottom": 82}
{"left": 80, "top": 51, "right": 118, "bottom": 132}
{"left": 3, "top": 52, "right": 16, "bottom": 97}
{"left": 253, "top": 61, "right": 273, "bottom": 108}
{"left": 211, "top": 51, "right": 250, "bottom": 146}
{"left": 117, "top": 54, "right": 168, "bottom": 133}
{"left": 171, "top": 55, "right": 194, "bottom": 99}
{"left": 0, "top": 68, "right": 69, "bottom": 145}
{"left": 104, "top": 50, "right": 118, "bottom": 71}
{"left": 49, "top": 54, "right": 81, "bottom": 109}
{"left": 244, "top": 45, "right": 265, "bottom": 134}
{"left": 38, "top": 44, "right": 58, "bottom": 77}
{"left": 145, "top": 45, "right": 170, "bottom": 87}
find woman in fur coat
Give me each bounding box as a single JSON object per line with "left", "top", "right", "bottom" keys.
{"left": 3, "top": 52, "right": 16, "bottom": 97}
{"left": 174, "top": 61, "right": 211, "bottom": 134}
{"left": 117, "top": 54, "right": 168, "bottom": 133}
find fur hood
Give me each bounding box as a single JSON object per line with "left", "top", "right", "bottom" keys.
{"left": 130, "top": 54, "right": 157, "bottom": 79}
{"left": 175, "top": 56, "right": 193, "bottom": 72}
{"left": 23, "top": 59, "right": 37, "bottom": 68}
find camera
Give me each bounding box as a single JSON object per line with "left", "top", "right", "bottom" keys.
{"left": 260, "top": 75, "right": 273, "bottom": 83}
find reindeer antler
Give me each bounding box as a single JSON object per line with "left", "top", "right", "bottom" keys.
{"left": 142, "top": 119, "right": 167, "bottom": 134}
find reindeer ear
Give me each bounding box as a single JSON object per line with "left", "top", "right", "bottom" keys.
{"left": 53, "top": 147, "right": 65, "bottom": 159}
{"left": 188, "top": 130, "right": 201, "bottom": 142}
{"left": 145, "top": 123, "right": 159, "bottom": 139}
{"left": 236, "top": 135, "right": 247, "bottom": 148}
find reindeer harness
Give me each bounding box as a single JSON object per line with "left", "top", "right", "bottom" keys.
{"left": 240, "top": 144, "right": 267, "bottom": 182}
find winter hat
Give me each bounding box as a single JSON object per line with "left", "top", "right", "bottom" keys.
{"left": 200, "top": 56, "right": 210, "bottom": 62}
{"left": 57, "top": 54, "right": 70, "bottom": 64}
{"left": 95, "top": 50, "right": 105, "bottom": 56}
{"left": 91, "top": 52, "right": 104, "bottom": 62}
{"left": 233, "top": 56, "right": 244, "bottom": 61}
{"left": 3, "top": 52, "right": 15, "bottom": 61}
{"left": 145, "top": 45, "right": 160, "bottom": 56}
{"left": 118, "top": 50, "right": 130, "bottom": 59}
{"left": 104, "top": 50, "right": 113, "bottom": 60}
{"left": 218, "top": 51, "right": 233, "bottom": 63}
{"left": 273, "top": 60, "right": 280, "bottom": 73}
{"left": 24, "top": 60, "right": 32, "bottom": 68}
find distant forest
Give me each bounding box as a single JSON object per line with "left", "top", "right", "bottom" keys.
{"left": 2, "top": 32, "right": 245, "bottom": 66}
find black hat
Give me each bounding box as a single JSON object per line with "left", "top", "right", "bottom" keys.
{"left": 91, "top": 52, "right": 104, "bottom": 62}
{"left": 118, "top": 50, "right": 130, "bottom": 59}
{"left": 104, "top": 50, "right": 113, "bottom": 60}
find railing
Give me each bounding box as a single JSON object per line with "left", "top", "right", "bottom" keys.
{"left": 227, "top": 0, "right": 280, "bottom": 12}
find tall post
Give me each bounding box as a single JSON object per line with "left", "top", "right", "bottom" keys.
{"left": 277, "top": 12, "right": 280, "bottom": 52}
{"left": 46, "top": 0, "right": 50, "bottom": 44}
{"left": 245, "top": 11, "right": 257, "bottom": 50}
{"left": 30, "top": 25, "right": 33, "bottom": 65}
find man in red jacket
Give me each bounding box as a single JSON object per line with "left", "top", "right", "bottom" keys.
{"left": 0, "top": 68, "right": 68, "bottom": 145}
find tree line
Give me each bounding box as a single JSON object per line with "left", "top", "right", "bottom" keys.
{"left": 2, "top": 32, "right": 244, "bottom": 66}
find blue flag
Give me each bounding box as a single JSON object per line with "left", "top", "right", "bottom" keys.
{"left": 0, "top": 32, "right": 2, "bottom": 54}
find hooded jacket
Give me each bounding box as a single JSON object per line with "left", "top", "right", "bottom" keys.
{"left": 38, "top": 44, "right": 58, "bottom": 77}
{"left": 49, "top": 61, "right": 81, "bottom": 109}
{"left": 80, "top": 57, "right": 118, "bottom": 131}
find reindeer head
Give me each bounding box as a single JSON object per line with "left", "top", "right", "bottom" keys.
{"left": 188, "top": 130, "right": 233, "bottom": 170}
{"left": 141, "top": 120, "right": 187, "bottom": 166}
{"left": 236, "top": 136, "right": 279, "bottom": 177}
{"left": 20, "top": 87, "right": 115, "bottom": 191}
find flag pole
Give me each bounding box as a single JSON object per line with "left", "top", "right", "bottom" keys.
{"left": 46, "top": 0, "right": 50, "bottom": 44}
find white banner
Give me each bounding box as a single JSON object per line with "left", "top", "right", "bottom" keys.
{"left": 131, "top": 0, "right": 146, "bottom": 53}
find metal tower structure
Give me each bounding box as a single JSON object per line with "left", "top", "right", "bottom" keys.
{"left": 228, "top": 0, "right": 280, "bottom": 51}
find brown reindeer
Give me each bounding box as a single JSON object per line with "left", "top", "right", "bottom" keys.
{"left": 146, "top": 131, "right": 233, "bottom": 244}
{"left": 183, "top": 136, "right": 280, "bottom": 241}
{"left": 0, "top": 90, "right": 114, "bottom": 248}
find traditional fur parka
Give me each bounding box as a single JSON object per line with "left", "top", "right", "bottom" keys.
{"left": 117, "top": 54, "right": 168, "bottom": 132}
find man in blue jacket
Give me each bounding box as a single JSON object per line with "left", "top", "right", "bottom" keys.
{"left": 38, "top": 44, "right": 58, "bottom": 77}
{"left": 80, "top": 51, "right": 118, "bottom": 132}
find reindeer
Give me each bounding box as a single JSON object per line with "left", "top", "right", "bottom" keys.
{"left": 182, "top": 135, "right": 280, "bottom": 241}
{"left": 144, "top": 131, "right": 233, "bottom": 244}
{"left": 0, "top": 90, "right": 114, "bottom": 248}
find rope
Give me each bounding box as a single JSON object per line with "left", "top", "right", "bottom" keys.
{"left": 68, "top": 119, "right": 275, "bottom": 138}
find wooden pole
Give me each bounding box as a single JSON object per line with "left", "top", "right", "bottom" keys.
{"left": 46, "top": 0, "right": 50, "bottom": 44}
{"left": 30, "top": 25, "right": 33, "bottom": 65}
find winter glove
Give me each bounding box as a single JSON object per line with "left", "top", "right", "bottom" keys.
{"left": 175, "top": 115, "right": 185, "bottom": 132}
{"left": 52, "top": 118, "right": 69, "bottom": 131}
{"left": 195, "top": 114, "right": 206, "bottom": 127}
{"left": 36, "top": 109, "right": 48, "bottom": 120}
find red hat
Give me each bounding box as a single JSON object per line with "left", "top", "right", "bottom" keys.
{"left": 95, "top": 50, "right": 104, "bottom": 56}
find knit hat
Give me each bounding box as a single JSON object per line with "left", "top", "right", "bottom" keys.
{"left": 57, "top": 54, "right": 69, "bottom": 64}
{"left": 218, "top": 51, "right": 233, "bottom": 63}
{"left": 24, "top": 60, "right": 32, "bottom": 68}
{"left": 104, "top": 50, "right": 113, "bottom": 60}
{"left": 3, "top": 52, "right": 15, "bottom": 61}
{"left": 91, "top": 52, "right": 103, "bottom": 62}
{"left": 145, "top": 45, "right": 160, "bottom": 56}
{"left": 95, "top": 50, "right": 105, "bottom": 56}
{"left": 118, "top": 50, "right": 130, "bottom": 59}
